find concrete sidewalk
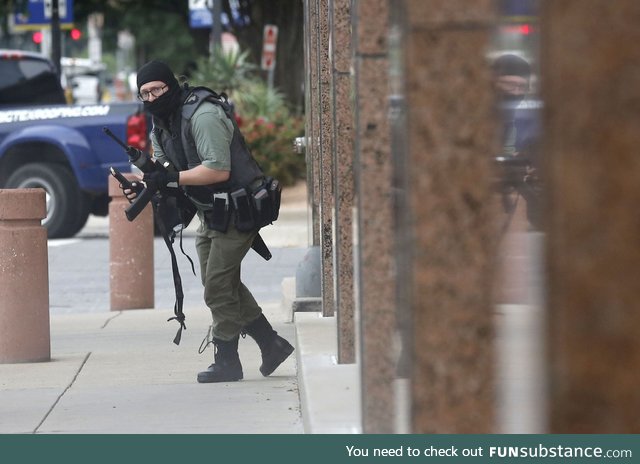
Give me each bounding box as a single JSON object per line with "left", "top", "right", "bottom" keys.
{"left": 0, "top": 288, "right": 359, "bottom": 434}
{"left": 0, "top": 303, "right": 301, "bottom": 434}
{"left": 0, "top": 180, "right": 362, "bottom": 434}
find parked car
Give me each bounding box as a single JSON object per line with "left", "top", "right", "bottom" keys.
{"left": 0, "top": 49, "right": 148, "bottom": 238}
{"left": 61, "top": 57, "right": 107, "bottom": 104}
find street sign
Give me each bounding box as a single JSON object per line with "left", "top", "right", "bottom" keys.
{"left": 188, "top": 0, "right": 232, "bottom": 29}
{"left": 13, "top": 0, "right": 74, "bottom": 31}
{"left": 44, "top": 0, "right": 67, "bottom": 19}
{"left": 189, "top": 0, "right": 213, "bottom": 28}
{"left": 261, "top": 24, "right": 278, "bottom": 71}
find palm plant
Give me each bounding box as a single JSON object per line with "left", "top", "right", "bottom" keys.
{"left": 231, "top": 79, "right": 288, "bottom": 120}
{"left": 190, "top": 46, "right": 257, "bottom": 94}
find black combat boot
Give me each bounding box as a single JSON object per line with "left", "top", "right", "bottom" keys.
{"left": 244, "top": 314, "right": 294, "bottom": 377}
{"left": 197, "top": 336, "right": 243, "bottom": 383}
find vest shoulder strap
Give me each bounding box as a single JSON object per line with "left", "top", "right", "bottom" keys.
{"left": 181, "top": 86, "right": 233, "bottom": 121}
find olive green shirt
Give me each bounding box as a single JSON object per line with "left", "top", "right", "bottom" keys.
{"left": 151, "top": 100, "right": 234, "bottom": 172}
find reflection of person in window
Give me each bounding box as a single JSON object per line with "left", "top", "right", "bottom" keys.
{"left": 492, "top": 54, "right": 538, "bottom": 163}
{"left": 492, "top": 54, "right": 542, "bottom": 229}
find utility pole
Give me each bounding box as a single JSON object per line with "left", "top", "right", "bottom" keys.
{"left": 50, "top": 0, "right": 62, "bottom": 76}
{"left": 209, "top": 0, "right": 223, "bottom": 59}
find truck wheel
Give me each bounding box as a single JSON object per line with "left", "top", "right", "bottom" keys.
{"left": 6, "top": 163, "right": 87, "bottom": 238}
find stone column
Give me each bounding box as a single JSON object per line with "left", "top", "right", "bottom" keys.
{"left": 307, "top": 0, "right": 321, "bottom": 247}
{"left": 318, "top": 0, "right": 336, "bottom": 317}
{"left": 397, "top": 0, "right": 499, "bottom": 433}
{"left": 542, "top": 0, "right": 640, "bottom": 433}
{"left": 352, "top": 0, "right": 395, "bottom": 433}
{"left": 0, "top": 189, "right": 50, "bottom": 363}
{"left": 331, "top": 0, "right": 356, "bottom": 363}
{"left": 108, "top": 174, "right": 154, "bottom": 310}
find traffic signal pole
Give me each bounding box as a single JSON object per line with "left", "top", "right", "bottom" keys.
{"left": 209, "top": 0, "right": 223, "bottom": 60}
{"left": 51, "top": 0, "right": 61, "bottom": 76}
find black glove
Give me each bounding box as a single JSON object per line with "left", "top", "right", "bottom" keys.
{"left": 122, "top": 181, "right": 144, "bottom": 202}
{"left": 142, "top": 170, "right": 179, "bottom": 191}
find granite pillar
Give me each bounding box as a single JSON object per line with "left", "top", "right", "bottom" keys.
{"left": 108, "top": 174, "right": 154, "bottom": 311}
{"left": 306, "top": 0, "right": 321, "bottom": 247}
{"left": 542, "top": 0, "right": 640, "bottom": 433}
{"left": 0, "top": 189, "right": 50, "bottom": 363}
{"left": 396, "top": 0, "right": 499, "bottom": 433}
{"left": 353, "top": 0, "right": 396, "bottom": 434}
{"left": 331, "top": 0, "right": 356, "bottom": 363}
{"left": 302, "top": 0, "right": 313, "bottom": 244}
{"left": 318, "top": 0, "right": 336, "bottom": 317}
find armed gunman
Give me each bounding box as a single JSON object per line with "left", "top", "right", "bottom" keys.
{"left": 104, "top": 127, "right": 274, "bottom": 347}
{"left": 101, "top": 58, "right": 294, "bottom": 385}
{"left": 491, "top": 53, "right": 542, "bottom": 232}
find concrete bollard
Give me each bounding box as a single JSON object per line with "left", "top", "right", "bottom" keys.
{"left": 108, "top": 174, "right": 154, "bottom": 310}
{"left": 0, "top": 189, "right": 50, "bottom": 363}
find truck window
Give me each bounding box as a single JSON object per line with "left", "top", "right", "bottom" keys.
{"left": 0, "top": 56, "right": 66, "bottom": 106}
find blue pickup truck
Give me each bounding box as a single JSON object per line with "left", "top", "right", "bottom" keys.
{"left": 0, "top": 49, "right": 147, "bottom": 238}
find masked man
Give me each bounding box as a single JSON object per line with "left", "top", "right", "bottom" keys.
{"left": 130, "top": 60, "right": 294, "bottom": 383}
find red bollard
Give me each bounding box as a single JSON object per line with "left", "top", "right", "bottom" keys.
{"left": 0, "top": 189, "right": 50, "bottom": 363}
{"left": 108, "top": 174, "right": 154, "bottom": 310}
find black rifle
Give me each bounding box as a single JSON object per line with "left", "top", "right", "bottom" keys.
{"left": 494, "top": 155, "right": 542, "bottom": 231}
{"left": 103, "top": 126, "right": 272, "bottom": 261}
{"left": 104, "top": 127, "right": 183, "bottom": 223}
{"left": 494, "top": 155, "right": 529, "bottom": 191}
{"left": 109, "top": 166, "right": 149, "bottom": 221}
{"left": 103, "top": 126, "right": 160, "bottom": 173}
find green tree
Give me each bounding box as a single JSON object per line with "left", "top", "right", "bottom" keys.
{"left": 224, "top": 0, "right": 305, "bottom": 112}
{"left": 73, "top": 0, "right": 197, "bottom": 74}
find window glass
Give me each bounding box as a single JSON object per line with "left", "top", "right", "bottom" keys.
{"left": 0, "top": 57, "right": 54, "bottom": 90}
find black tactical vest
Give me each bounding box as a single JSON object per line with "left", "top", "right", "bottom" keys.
{"left": 153, "top": 86, "right": 264, "bottom": 199}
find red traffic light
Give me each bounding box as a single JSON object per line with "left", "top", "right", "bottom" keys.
{"left": 32, "top": 31, "right": 43, "bottom": 44}
{"left": 70, "top": 28, "right": 82, "bottom": 41}
{"left": 501, "top": 24, "right": 535, "bottom": 35}
{"left": 519, "top": 24, "right": 532, "bottom": 35}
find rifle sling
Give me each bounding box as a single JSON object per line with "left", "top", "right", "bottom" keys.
{"left": 153, "top": 193, "right": 191, "bottom": 345}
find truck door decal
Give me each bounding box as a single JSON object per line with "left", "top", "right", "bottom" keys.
{"left": 0, "top": 105, "right": 111, "bottom": 124}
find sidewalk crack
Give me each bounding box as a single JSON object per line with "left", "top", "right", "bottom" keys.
{"left": 101, "top": 311, "right": 123, "bottom": 329}
{"left": 33, "top": 351, "right": 91, "bottom": 434}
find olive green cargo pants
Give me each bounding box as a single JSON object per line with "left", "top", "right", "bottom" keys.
{"left": 195, "top": 220, "right": 262, "bottom": 341}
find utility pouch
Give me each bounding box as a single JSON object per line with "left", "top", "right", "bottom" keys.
{"left": 231, "top": 188, "right": 256, "bottom": 232}
{"left": 204, "top": 192, "right": 231, "bottom": 232}
{"left": 268, "top": 178, "right": 282, "bottom": 222}
{"left": 252, "top": 186, "right": 273, "bottom": 228}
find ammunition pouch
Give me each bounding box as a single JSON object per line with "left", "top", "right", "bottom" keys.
{"left": 203, "top": 177, "right": 282, "bottom": 233}
{"left": 204, "top": 192, "right": 232, "bottom": 232}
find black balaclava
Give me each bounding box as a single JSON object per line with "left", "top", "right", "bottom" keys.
{"left": 492, "top": 54, "right": 531, "bottom": 81}
{"left": 493, "top": 53, "right": 531, "bottom": 107}
{"left": 493, "top": 54, "right": 531, "bottom": 108}
{"left": 136, "top": 60, "right": 182, "bottom": 120}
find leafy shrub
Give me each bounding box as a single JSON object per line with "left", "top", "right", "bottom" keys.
{"left": 189, "top": 47, "right": 306, "bottom": 186}
{"left": 240, "top": 113, "right": 305, "bottom": 186}
{"left": 190, "top": 47, "right": 257, "bottom": 94}
{"left": 231, "top": 81, "right": 305, "bottom": 186}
